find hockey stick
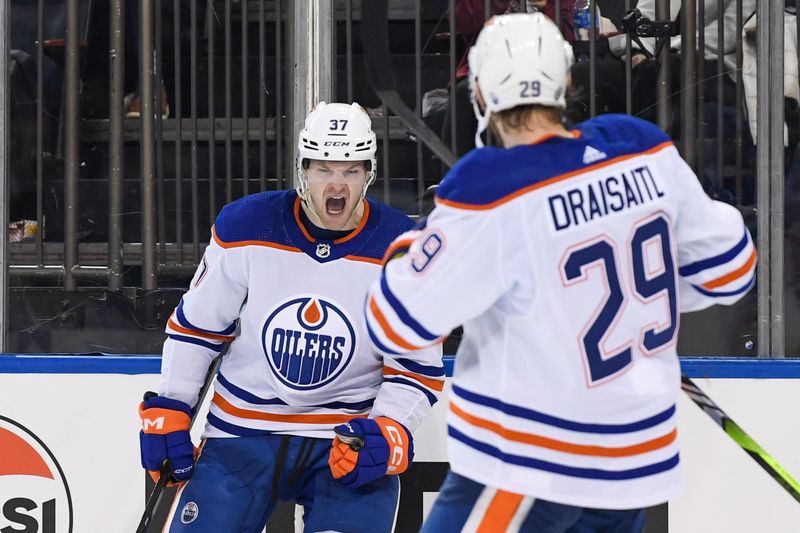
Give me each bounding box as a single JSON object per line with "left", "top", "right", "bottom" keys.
{"left": 135, "top": 352, "right": 225, "bottom": 533}
{"left": 360, "top": 0, "right": 458, "bottom": 168}
{"left": 681, "top": 375, "right": 800, "bottom": 504}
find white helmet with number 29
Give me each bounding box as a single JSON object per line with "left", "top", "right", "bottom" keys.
{"left": 468, "top": 13, "right": 574, "bottom": 147}
{"left": 296, "top": 102, "right": 377, "bottom": 202}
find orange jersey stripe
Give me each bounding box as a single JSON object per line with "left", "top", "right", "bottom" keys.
{"left": 292, "top": 196, "right": 371, "bottom": 245}
{"left": 293, "top": 197, "right": 317, "bottom": 243}
{"left": 212, "top": 225, "right": 302, "bottom": 253}
{"left": 450, "top": 402, "right": 677, "bottom": 457}
{"left": 436, "top": 141, "right": 674, "bottom": 211}
{"left": 476, "top": 490, "right": 524, "bottom": 533}
{"left": 702, "top": 249, "right": 757, "bottom": 289}
{"left": 382, "top": 237, "right": 415, "bottom": 264}
{"left": 345, "top": 254, "right": 383, "bottom": 265}
{"left": 212, "top": 392, "right": 368, "bottom": 425}
{"left": 167, "top": 317, "right": 234, "bottom": 342}
{"left": 369, "top": 296, "right": 423, "bottom": 352}
{"left": 529, "top": 129, "right": 581, "bottom": 145}
{"left": 334, "top": 200, "right": 370, "bottom": 244}
{"left": 383, "top": 365, "right": 445, "bottom": 392}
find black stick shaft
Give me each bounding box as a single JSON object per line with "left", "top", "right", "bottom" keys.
{"left": 135, "top": 465, "right": 170, "bottom": 533}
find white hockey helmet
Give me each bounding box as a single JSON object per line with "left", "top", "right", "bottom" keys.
{"left": 296, "top": 102, "right": 377, "bottom": 202}
{"left": 468, "top": 13, "right": 574, "bottom": 146}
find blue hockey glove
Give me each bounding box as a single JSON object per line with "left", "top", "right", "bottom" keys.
{"left": 138, "top": 394, "right": 195, "bottom": 483}
{"left": 329, "top": 417, "right": 413, "bottom": 488}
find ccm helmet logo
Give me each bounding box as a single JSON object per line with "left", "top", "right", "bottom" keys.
{"left": 142, "top": 417, "right": 165, "bottom": 431}
{"left": 323, "top": 141, "right": 350, "bottom": 147}
{"left": 385, "top": 425, "right": 405, "bottom": 472}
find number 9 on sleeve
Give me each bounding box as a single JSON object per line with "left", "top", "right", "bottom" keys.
{"left": 411, "top": 231, "right": 445, "bottom": 274}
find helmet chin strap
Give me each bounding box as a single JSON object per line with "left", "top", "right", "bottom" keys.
{"left": 359, "top": 170, "right": 376, "bottom": 201}
{"left": 471, "top": 90, "right": 491, "bottom": 149}
{"left": 296, "top": 167, "right": 327, "bottom": 227}
{"left": 299, "top": 195, "right": 325, "bottom": 227}
{"left": 474, "top": 112, "right": 491, "bottom": 148}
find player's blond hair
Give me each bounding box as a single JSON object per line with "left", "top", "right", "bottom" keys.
{"left": 494, "top": 104, "right": 565, "bottom": 133}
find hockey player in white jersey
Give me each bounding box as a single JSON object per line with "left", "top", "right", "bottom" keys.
{"left": 365, "top": 13, "right": 756, "bottom": 533}
{"left": 137, "top": 102, "right": 443, "bottom": 532}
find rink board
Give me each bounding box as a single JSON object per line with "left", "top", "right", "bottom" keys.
{"left": 1, "top": 356, "right": 800, "bottom": 532}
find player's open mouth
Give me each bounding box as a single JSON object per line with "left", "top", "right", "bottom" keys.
{"left": 326, "top": 196, "right": 346, "bottom": 216}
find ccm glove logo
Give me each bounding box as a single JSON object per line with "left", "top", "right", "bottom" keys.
{"left": 138, "top": 395, "right": 196, "bottom": 483}
{"left": 329, "top": 417, "right": 414, "bottom": 488}
{"left": 383, "top": 424, "right": 406, "bottom": 473}
{"left": 138, "top": 405, "right": 190, "bottom": 435}
{"left": 142, "top": 416, "right": 165, "bottom": 431}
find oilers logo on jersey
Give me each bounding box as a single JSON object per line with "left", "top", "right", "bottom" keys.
{"left": 161, "top": 189, "right": 442, "bottom": 440}
{"left": 261, "top": 296, "right": 357, "bottom": 390}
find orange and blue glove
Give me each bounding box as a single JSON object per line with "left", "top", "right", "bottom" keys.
{"left": 138, "top": 394, "right": 195, "bottom": 483}
{"left": 328, "top": 417, "right": 413, "bottom": 488}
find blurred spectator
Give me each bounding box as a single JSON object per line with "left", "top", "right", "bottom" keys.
{"left": 599, "top": 0, "right": 757, "bottom": 128}
{"left": 9, "top": 50, "right": 37, "bottom": 223}
{"left": 124, "top": 1, "right": 206, "bottom": 118}
{"left": 431, "top": 0, "right": 761, "bottom": 158}
{"left": 436, "top": 1, "right": 629, "bottom": 159}
{"left": 611, "top": 0, "right": 755, "bottom": 75}
{"left": 563, "top": 2, "right": 624, "bottom": 123}
{"left": 438, "top": 1, "right": 526, "bottom": 159}
{"left": 541, "top": 1, "right": 577, "bottom": 42}
{"left": 741, "top": 10, "right": 799, "bottom": 147}
{"left": 453, "top": 1, "right": 538, "bottom": 80}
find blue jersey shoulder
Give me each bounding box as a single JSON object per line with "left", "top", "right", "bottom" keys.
{"left": 355, "top": 198, "right": 415, "bottom": 260}
{"left": 435, "top": 114, "right": 673, "bottom": 208}
{"left": 434, "top": 146, "right": 536, "bottom": 207}
{"left": 373, "top": 199, "right": 415, "bottom": 232}
{"left": 214, "top": 190, "right": 295, "bottom": 245}
{"left": 579, "top": 113, "right": 671, "bottom": 153}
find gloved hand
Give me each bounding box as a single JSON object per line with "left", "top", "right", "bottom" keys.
{"left": 329, "top": 417, "right": 413, "bottom": 488}
{"left": 138, "top": 394, "right": 195, "bottom": 483}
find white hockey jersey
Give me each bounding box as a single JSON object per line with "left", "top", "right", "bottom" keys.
{"left": 159, "top": 190, "right": 443, "bottom": 439}
{"left": 366, "top": 114, "right": 755, "bottom": 509}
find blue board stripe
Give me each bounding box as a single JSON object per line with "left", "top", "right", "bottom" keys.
{"left": 3, "top": 355, "right": 800, "bottom": 378}
{"left": 0, "top": 355, "right": 162, "bottom": 374}
{"left": 449, "top": 426, "right": 681, "bottom": 480}
{"left": 678, "top": 357, "right": 800, "bottom": 379}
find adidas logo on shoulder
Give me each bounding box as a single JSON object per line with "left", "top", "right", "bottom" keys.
{"left": 583, "top": 145, "right": 607, "bottom": 165}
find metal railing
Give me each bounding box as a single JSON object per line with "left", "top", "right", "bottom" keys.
{"left": 1, "top": 0, "right": 792, "bottom": 356}
{"left": 8, "top": 0, "right": 289, "bottom": 288}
